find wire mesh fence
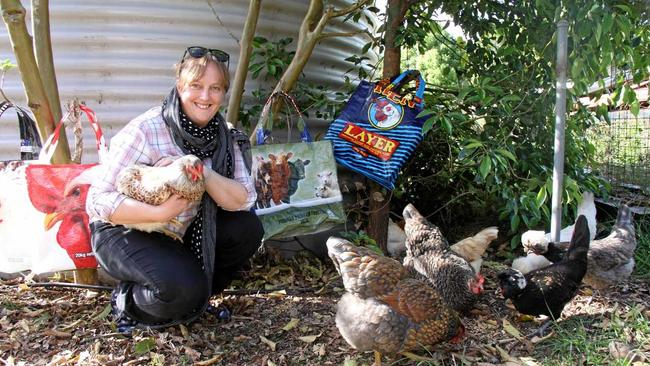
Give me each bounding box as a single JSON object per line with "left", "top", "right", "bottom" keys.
{"left": 588, "top": 109, "right": 650, "bottom": 207}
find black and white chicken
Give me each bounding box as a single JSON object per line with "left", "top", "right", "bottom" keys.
{"left": 530, "top": 204, "right": 637, "bottom": 289}
{"left": 498, "top": 215, "right": 590, "bottom": 322}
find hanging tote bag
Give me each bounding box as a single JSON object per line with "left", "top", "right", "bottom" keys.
{"left": 0, "top": 104, "right": 106, "bottom": 274}
{"left": 251, "top": 91, "right": 346, "bottom": 241}
{"left": 325, "top": 70, "right": 427, "bottom": 190}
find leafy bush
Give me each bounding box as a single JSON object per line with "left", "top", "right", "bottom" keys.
{"left": 393, "top": 1, "right": 648, "bottom": 249}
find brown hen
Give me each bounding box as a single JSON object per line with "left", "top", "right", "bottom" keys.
{"left": 402, "top": 204, "right": 484, "bottom": 312}
{"left": 116, "top": 154, "right": 205, "bottom": 240}
{"left": 327, "top": 237, "right": 463, "bottom": 365}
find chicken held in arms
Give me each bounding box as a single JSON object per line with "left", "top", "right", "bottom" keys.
{"left": 402, "top": 204, "right": 484, "bottom": 312}
{"left": 327, "top": 237, "right": 464, "bottom": 365}
{"left": 497, "top": 215, "right": 590, "bottom": 323}
{"left": 116, "top": 154, "right": 206, "bottom": 241}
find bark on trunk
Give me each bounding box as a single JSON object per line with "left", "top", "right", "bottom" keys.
{"left": 1, "top": 0, "right": 70, "bottom": 164}
{"left": 226, "top": 0, "right": 262, "bottom": 128}
{"left": 367, "top": 0, "right": 408, "bottom": 254}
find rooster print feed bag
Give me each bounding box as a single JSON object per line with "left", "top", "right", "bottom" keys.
{"left": 251, "top": 92, "right": 345, "bottom": 241}
{"left": 325, "top": 70, "right": 427, "bottom": 190}
{"left": 0, "top": 104, "right": 105, "bottom": 274}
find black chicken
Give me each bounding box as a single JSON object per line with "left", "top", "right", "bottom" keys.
{"left": 498, "top": 215, "right": 590, "bottom": 321}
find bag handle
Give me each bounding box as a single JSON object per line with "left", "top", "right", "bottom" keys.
{"left": 253, "top": 91, "right": 312, "bottom": 146}
{"left": 39, "top": 104, "right": 108, "bottom": 163}
{"left": 378, "top": 70, "right": 426, "bottom": 108}
{"left": 0, "top": 100, "right": 42, "bottom": 160}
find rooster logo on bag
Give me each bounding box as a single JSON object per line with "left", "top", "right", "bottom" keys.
{"left": 368, "top": 98, "right": 403, "bottom": 130}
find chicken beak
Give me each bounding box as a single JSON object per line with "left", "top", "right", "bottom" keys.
{"left": 44, "top": 211, "right": 63, "bottom": 230}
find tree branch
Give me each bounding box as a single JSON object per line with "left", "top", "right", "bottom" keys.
{"left": 318, "top": 29, "right": 369, "bottom": 40}
{"left": 330, "top": 0, "right": 372, "bottom": 18}
{"left": 226, "top": 0, "right": 262, "bottom": 127}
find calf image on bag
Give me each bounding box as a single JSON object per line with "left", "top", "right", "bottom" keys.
{"left": 286, "top": 158, "right": 311, "bottom": 203}
{"left": 254, "top": 155, "right": 273, "bottom": 209}
{"left": 268, "top": 152, "right": 293, "bottom": 205}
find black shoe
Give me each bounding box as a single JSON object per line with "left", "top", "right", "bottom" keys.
{"left": 110, "top": 285, "right": 138, "bottom": 335}
{"left": 205, "top": 304, "right": 231, "bottom": 321}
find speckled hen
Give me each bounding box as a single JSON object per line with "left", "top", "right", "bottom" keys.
{"left": 327, "top": 237, "right": 464, "bottom": 365}
{"left": 402, "top": 204, "right": 484, "bottom": 312}
{"left": 116, "top": 154, "right": 205, "bottom": 240}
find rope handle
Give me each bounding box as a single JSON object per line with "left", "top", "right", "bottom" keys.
{"left": 254, "top": 91, "right": 312, "bottom": 146}
{"left": 39, "top": 104, "right": 107, "bottom": 163}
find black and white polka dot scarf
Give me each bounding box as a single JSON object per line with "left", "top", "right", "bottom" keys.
{"left": 178, "top": 109, "right": 233, "bottom": 267}
{"left": 161, "top": 87, "right": 233, "bottom": 283}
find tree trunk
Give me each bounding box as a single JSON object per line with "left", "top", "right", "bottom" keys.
{"left": 367, "top": 0, "right": 408, "bottom": 254}
{"left": 1, "top": 0, "right": 70, "bottom": 164}
{"left": 31, "top": 0, "right": 62, "bottom": 123}
{"left": 226, "top": 0, "right": 262, "bottom": 128}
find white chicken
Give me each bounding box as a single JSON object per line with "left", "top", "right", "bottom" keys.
{"left": 521, "top": 191, "right": 597, "bottom": 251}
{"left": 116, "top": 154, "right": 206, "bottom": 241}
{"left": 516, "top": 191, "right": 597, "bottom": 273}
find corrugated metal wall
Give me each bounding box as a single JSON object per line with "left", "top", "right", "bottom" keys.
{"left": 0, "top": 0, "right": 376, "bottom": 162}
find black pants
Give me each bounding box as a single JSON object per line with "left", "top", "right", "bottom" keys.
{"left": 90, "top": 208, "right": 263, "bottom": 324}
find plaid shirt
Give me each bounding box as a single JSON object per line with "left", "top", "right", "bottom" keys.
{"left": 86, "top": 106, "right": 256, "bottom": 236}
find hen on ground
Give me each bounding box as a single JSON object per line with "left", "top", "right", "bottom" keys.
{"left": 531, "top": 204, "right": 637, "bottom": 289}
{"left": 327, "top": 237, "right": 464, "bottom": 365}
{"left": 521, "top": 191, "right": 597, "bottom": 251}
{"left": 450, "top": 226, "right": 499, "bottom": 273}
{"left": 498, "top": 215, "right": 590, "bottom": 323}
{"left": 116, "top": 154, "right": 205, "bottom": 241}
{"left": 402, "top": 204, "right": 484, "bottom": 313}
{"left": 515, "top": 191, "right": 597, "bottom": 274}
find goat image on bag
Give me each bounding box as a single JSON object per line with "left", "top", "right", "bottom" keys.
{"left": 325, "top": 70, "right": 428, "bottom": 190}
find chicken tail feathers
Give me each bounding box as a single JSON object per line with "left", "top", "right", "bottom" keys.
{"left": 566, "top": 215, "right": 590, "bottom": 261}
{"left": 615, "top": 204, "right": 633, "bottom": 227}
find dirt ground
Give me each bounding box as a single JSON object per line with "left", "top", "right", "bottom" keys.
{"left": 1, "top": 250, "right": 649, "bottom": 366}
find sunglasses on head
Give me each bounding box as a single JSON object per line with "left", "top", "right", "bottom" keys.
{"left": 181, "top": 46, "right": 230, "bottom": 68}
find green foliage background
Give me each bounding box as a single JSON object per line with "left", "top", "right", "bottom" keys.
{"left": 389, "top": 0, "right": 648, "bottom": 248}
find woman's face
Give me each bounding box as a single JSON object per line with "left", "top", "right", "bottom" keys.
{"left": 177, "top": 61, "right": 226, "bottom": 127}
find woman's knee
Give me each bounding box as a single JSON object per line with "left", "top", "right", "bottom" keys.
{"left": 137, "top": 269, "right": 209, "bottom": 319}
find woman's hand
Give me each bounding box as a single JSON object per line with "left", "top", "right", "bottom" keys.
{"left": 154, "top": 194, "right": 191, "bottom": 222}
{"left": 154, "top": 156, "right": 177, "bottom": 167}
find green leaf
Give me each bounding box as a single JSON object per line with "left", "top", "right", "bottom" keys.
{"left": 422, "top": 117, "right": 435, "bottom": 134}
{"left": 441, "top": 117, "right": 453, "bottom": 134}
{"left": 535, "top": 186, "right": 547, "bottom": 208}
{"left": 416, "top": 109, "right": 434, "bottom": 118}
{"left": 630, "top": 100, "right": 640, "bottom": 116}
{"left": 496, "top": 148, "right": 516, "bottom": 161}
{"left": 510, "top": 214, "right": 520, "bottom": 233}
{"left": 464, "top": 140, "right": 484, "bottom": 149}
{"left": 500, "top": 95, "right": 521, "bottom": 103}
{"left": 134, "top": 338, "right": 156, "bottom": 355}
{"left": 479, "top": 156, "right": 492, "bottom": 179}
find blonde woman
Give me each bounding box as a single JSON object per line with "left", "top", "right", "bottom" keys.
{"left": 87, "top": 47, "right": 262, "bottom": 334}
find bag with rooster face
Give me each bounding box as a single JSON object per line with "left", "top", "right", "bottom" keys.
{"left": 0, "top": 103, "right": 104, "bottom": 274}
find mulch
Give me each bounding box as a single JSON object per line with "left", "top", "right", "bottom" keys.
{"left": 1, "top": 251, "right": 649, "bottom": 366}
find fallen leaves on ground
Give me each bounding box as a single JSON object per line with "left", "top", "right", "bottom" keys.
{"left": 1, "top": 250, "right": 649, "bottom": 365}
